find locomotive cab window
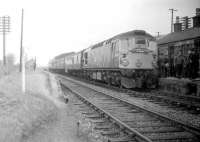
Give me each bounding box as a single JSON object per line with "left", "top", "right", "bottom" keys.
{"left": 135, "top": 38, "right": 146, "bottom": 45}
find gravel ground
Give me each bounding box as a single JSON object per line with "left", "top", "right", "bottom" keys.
{"left": 22, "top": 102, "right": 86, "bottom": 142}
{"left": 0, "top": 71, "right": 88, "bottom": 142}
{"left": 0, "top": 71, "right": 59, "bottom": 142}
{"left": 59, "top": 75, "right": 200, "bottom": 129}
{"left": 22, "top": 72, "right": 87, "bottom": 142}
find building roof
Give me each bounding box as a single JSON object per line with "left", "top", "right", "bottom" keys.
{"left": 54, "top": 52, "right": 75, "bottom": 60}
{"left": 157, "top": 27, "right": 200, "bottom": 45}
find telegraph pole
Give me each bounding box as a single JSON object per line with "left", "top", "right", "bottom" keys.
{"left": 169, "top": 8, "right": 177, "bottom": 33}
{"left": 157, "top": 32, "right": 160, "bottom": 38}
{"left": 20, "top": 9, "right": 24, "bottom": 72}
{"left": 0, "top": 16, "right": 10, "bottom": 66}
{"left": 19, "top": 9, "right": 25, "bottom": 93}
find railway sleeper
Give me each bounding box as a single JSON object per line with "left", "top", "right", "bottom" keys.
{"left": 101, "top": 107, "right": 132, "bottom": 111}
{"left": 145, "top": 131, "right": 196, "bottom": 142}
{"left": 110, "top": 113, "right": 142, "bottom": 118}
{"left": 116, "top": 115, "right": 156, "bottom": 120}
{"left": 100, "top": 130, "right": 120, "bottom": 137}
{"left": 99, "top": 104, "right": 127, "bottom": 108}
{"left": 97, "top": 102, "right": 125, "bottom": 105}
{"left": 74, "top": 104, "right": 88, "bottom": 108}
{"left": 77, "top": 108, "right": 92, "bottom": 112}
{"left": 107, "top": 136, "right": 136, "bottom": 142}
{"left": 85, "top": 115, "right": 102, "bottom": 120}
{"left": 105, "top": 108, "right": 140, "bottom": 113}
{"left": 94, "top": 125, "right": 112, "bottom": 131}
{"left": 127, "top": 121, "right": 172, "bottom": 128}
{"left": 124, "top": 110, "right": 141, "bottom": 113}
{"left": 122, "top": 119, "right": 158, "bottom": 123}
{"left": 135, "top": 126, "right": 182, "bottom": 134}
{"left": 81, "top": 111, "right": 97, "bottom": 115}
{"left": 91, "top": 119, "right": 108, "bottom": 125}
{"left": 73, "top": 103, "right": 84, "bottom": 105}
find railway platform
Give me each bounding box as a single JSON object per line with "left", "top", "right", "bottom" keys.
{"left": 159, "top": 77, "right": 200, "bottom": 96}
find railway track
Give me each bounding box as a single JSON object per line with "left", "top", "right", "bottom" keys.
{"left": 59, "top": 76, "right": 200, "bottom": 142}
{"left": 59, "top": 73, "right": 200, "bottom": 114}
{"left": 128, "top": 90, "right": 200, "bottom": 113}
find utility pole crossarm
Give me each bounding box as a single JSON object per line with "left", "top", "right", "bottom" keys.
{"left": 0, "top": 16, "right": 10, "bottom": 66}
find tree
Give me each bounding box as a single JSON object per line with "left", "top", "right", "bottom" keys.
{"left": 6, "top": 54, "right": 15, "bottom": 66}
{"left": 6, "top": 54, "right": 16, "bottom": 74}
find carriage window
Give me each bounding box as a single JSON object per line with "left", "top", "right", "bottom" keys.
{"left": 84, "top": 52, "right": 88, "bottom": 64}
{"left": 135, "top": 38, "right": 146, "bottom": 44}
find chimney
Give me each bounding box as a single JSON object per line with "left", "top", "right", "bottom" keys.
{"left": 193, "top": 8, "right": 200, "bottom": 28}
{"left": 181, "top": 16, "right": 191, "bottom": 30}
{"left": 174, "top": 16, "right": 182, "bottom": 32}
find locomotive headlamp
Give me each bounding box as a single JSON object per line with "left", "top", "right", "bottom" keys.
{"left": 120, "top": 58, "right": 129, "bottom": 66}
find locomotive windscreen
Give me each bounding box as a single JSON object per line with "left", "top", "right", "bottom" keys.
{"left": 135, "top": 39, "right": 146, "bottom": 44}
{"left": 134, "top": 30, "right": 146, "bottom": 35}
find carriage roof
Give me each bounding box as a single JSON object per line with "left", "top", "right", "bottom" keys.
{"left": 54, "top": 52, "right": 75, "bottom": 60}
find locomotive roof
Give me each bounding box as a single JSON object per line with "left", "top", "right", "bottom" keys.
{"left": 91, "top": 30, "right": 155, "bottom": 49}
{"left": 157, "top": 27, "right": 200, "bottom": 45}
{"left": 114, "top": 30, "right": 155, "bottom": 39}
{"left": 54, "top": 52, "right": 75, "bottom": 59}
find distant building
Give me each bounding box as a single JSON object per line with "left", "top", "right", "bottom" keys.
{"left": 157, "top": 28, "right": 200, "bottom": 60}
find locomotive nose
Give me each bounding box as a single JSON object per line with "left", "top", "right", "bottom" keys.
{"left": 135, "top": 59, "right": 143, "bottom": 67}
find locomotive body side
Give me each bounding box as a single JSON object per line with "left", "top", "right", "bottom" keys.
{"left": 82, "top": 40, "right": 119, "bottom": 69}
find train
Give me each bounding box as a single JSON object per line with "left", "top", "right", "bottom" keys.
{"left": 49, "top": 30, "right": 158, "bottom": 89}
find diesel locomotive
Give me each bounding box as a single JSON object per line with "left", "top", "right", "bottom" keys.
{"left": 49, "top": 30, "right": 158, "bottom": 88}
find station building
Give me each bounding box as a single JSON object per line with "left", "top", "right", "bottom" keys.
{"left": 157, "top": 8, "right": 200, "bottom": 78}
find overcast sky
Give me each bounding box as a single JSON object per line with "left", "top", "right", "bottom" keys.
{"left": 0, "top": 0, "right": 199, "bottom": 66}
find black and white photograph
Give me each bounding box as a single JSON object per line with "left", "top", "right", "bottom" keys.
{"left": 0, "top": 0, "right": 200, "bottom": 141}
